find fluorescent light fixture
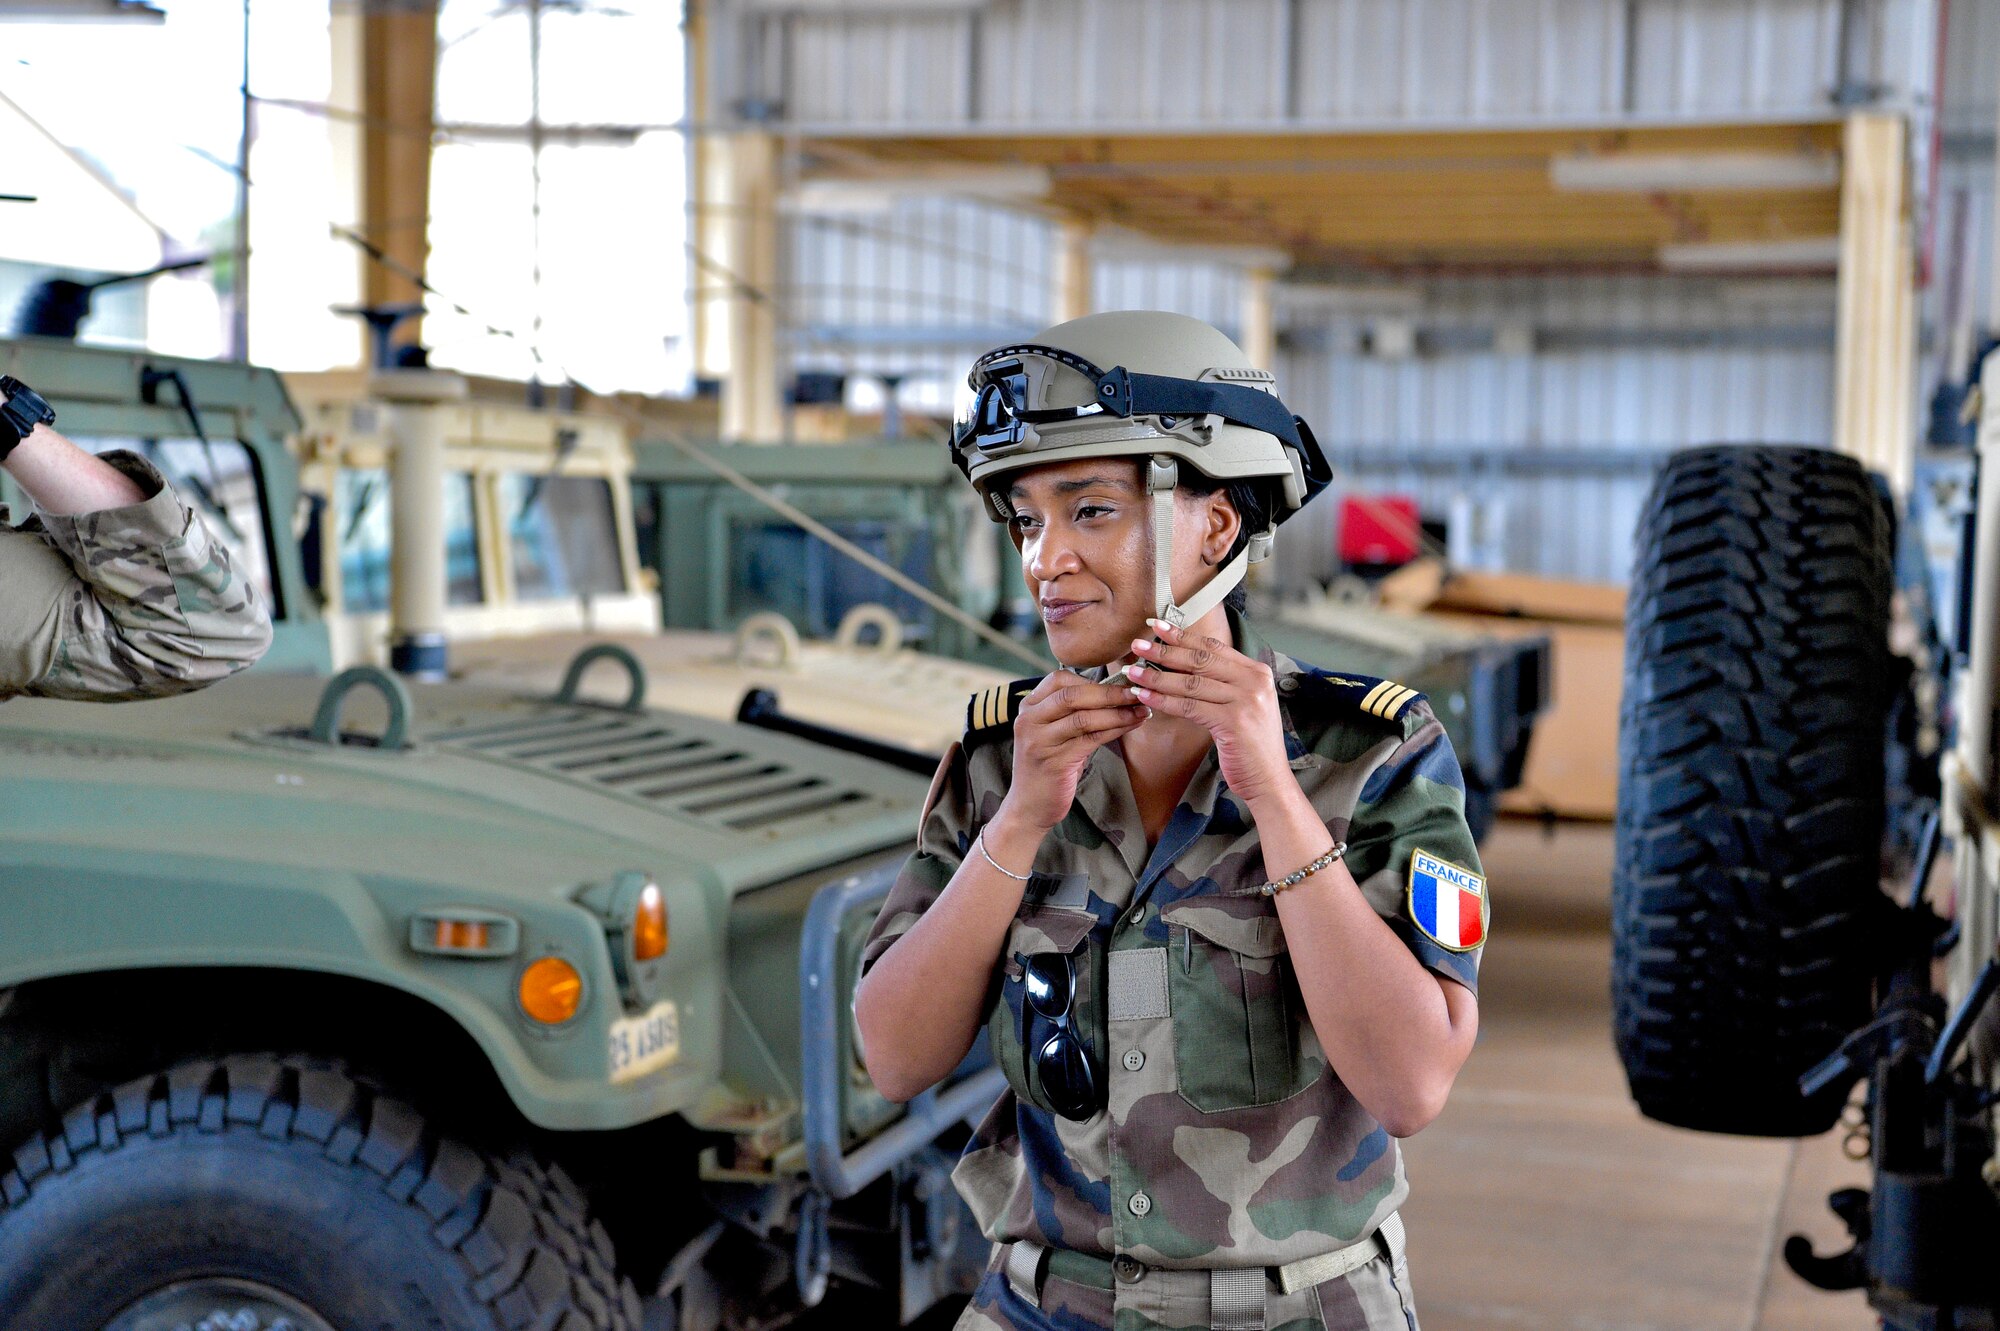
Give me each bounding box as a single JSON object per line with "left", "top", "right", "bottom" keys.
{"left": 0, "top": 0, "right": 163, "bottom": 19}
{"left": 1717, "top": 279, "right": 1838, "bottom": 310}
{"left": 1552, "top": 152, "right": 1840, "bottom": 193}
{"left": 1087, "top": 225, "right": 1290, "bottom": 272}
{"left": 1658, "top": 238, "right": 1841, "bottom": 272}
{"left": 1279, "top": 283, "right": 1423, "bottom": 315}
{"left": 785, "top": 166, "right": 1051, "bottom": 215}
{"left": 735, "top": 0, "right": 984, "bottom": 10}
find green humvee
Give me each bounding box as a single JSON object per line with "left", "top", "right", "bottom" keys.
{"left": 0, "top": 338, "right": 993, "bottom": 1331}
{"left": 281, "top": 372, "right": 1014, "bottom": 757}
{"left": 626, "top": 439, "right": 1551, "bottom": 837}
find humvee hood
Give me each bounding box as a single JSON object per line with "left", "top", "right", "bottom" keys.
{"left": 0, "top": 674, "right": 929, "bottom": 896}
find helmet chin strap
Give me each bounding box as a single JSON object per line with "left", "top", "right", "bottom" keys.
{"left": 1146, "top": 457, "right": 1273, "bottom": 630}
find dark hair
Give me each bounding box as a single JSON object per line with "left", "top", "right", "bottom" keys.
{"left": 1176, "top": 475, "right": 1276, "bottom": 613}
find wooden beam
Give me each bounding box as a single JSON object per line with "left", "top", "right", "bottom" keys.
{"left": 687, "top": 0, "right": 730, "bottom": 384}
{"left": 827, "top": 122, "right": 1845, "bottom": 170}
{"left": 1834, "top": 112, "right": 1916, "bottom": 494}
{"left": 1241, "top": 266, "right": 1276, "bottom": 371}
{"left": 1054, "top": 218, "right": 1093, "bottom": 324}
{"left": 720, "top": 131, "right": 783, "bottom": 443}
{"left": 326, "top": 4, "right": 368, "bottom": 367}
{"left": 358, "top": 3, "right": 438, "bottom": 332}
{"left": 812, "top": 124, "right": 1843, "bottom": 270}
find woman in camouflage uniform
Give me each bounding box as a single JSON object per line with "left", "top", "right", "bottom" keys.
{"left": 856, "top": 312, "right": 1485, "bottom": 1331}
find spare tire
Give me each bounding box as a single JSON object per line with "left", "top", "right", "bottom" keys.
{"left": 1613, "top": 445, "right": 1892, "bottom": 1136}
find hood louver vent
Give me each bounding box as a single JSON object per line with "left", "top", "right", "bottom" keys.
{"left": 433, "top": 710, "right": 891, "bottom": 834}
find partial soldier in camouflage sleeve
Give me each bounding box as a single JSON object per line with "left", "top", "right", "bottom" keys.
{"left": 855, "top": 314, "right": 1485, "bottom": 1331}
{"left": 0, "top": 375, "right": 271, "bottom": 702}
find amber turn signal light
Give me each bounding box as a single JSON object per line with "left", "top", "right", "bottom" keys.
{"left": 519, "top": 956, "right": 584, "bottom": 1024}
{"left": 433, "top": 918, "right": 491, "bottom": 953}
{"left": 633, "top": 882, "right": 668, "bottom": 962}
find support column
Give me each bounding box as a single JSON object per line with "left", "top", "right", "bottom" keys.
{"left": 1240, "top": 264, "right": 1282, "bottom": 594}
{"left": 1054, "top": 219, "right": 1093, "bottom": 324}
{"left": 687, "top": 0, "right": 730, "bottom": 387}
{"left": 355, "top": 3, "right": 439, "bottom": 337}
{"left": 720, "top": 131, "right": 783, "bottom": 443}
{"left": 327, "top": 5, "right": 369, "bottom": 367}
{"left": 1240, "top": 266, "right": 1277, "bottom": 370}
{"left": 381, "top": 370, "right": 467, "bottom": 681}
{"left": 1833, "top": 112, "right": 1917, "bottom": 495}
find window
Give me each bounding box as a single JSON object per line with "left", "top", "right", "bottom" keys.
{"left": 500, "top": 473, "right": 624, "bottom": 600}
{"left": 729, "top": 517, "right": 932, "bottom": 640}
{"left": 334, "top": 469, "right": 390, "bottom": 613}
{"left": 333, "top": 469, "right": 483, "bottom": 613}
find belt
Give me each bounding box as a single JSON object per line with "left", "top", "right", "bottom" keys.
{"left": 1002, "top": 1213, "right": 1404, "bottom": 1331}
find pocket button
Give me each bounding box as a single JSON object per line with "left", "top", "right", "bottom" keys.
{"left": 1122, "top": 1049, "right": 1145, "bottom": 1071}
{"left": 1113, "top": 1256, "right": 1146, "bottom": 1284}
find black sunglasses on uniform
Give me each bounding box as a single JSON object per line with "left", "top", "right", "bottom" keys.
{"left": 1024, "top": 951, "right": 1098, "bottom": 1122}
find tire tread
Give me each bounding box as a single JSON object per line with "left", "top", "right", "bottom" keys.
{"left": 0, "top": 1056, "right": 639, "bottom": 1329}
{"left": 1613, "top": 445, "right": 1891, "bottom": 1136}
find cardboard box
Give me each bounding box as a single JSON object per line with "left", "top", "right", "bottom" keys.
{"left": 1412, "top": 569, "right": 1626, "bottom": 821}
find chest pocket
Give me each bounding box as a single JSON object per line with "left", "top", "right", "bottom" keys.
{"left": 1160, "top": 898, "right": 1312, "bottom": 1112}
{"left": 989, "top": 901, "right": 1101, "bottom": 1118}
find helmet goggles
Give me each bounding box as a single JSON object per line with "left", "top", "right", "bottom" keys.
{"left": 952, "top": 342, "right": 1317, "bottom": 462}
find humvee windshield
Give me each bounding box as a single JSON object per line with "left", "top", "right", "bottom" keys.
{"left": 334, "top": 467, "right": 484, "bottom": 613}
{"left": 500, "top": 472, "right": 625, "bottom": 599}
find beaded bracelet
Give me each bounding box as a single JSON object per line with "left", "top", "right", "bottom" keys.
{"left": 1259, "top": 841, "right": 1347, "bottom": 897}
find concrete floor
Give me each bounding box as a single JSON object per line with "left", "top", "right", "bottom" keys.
{"left": 1399, "top": 817, "right": 1875, "bottom": 1331}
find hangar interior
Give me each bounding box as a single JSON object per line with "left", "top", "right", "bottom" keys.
{"left": 1, "top": 2, "right": 1997, "bottom": 1330}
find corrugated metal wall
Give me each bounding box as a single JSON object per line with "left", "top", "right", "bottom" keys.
{"left": 1274, "top": 276, "right": 1835, "bottom": 585}
{"left": 720, "top": 0, "right": 1931, "bottom": 130}
{"left": 750, "top": 0, "right": 1977, "bottom": 586}
{"left": 781, "top": 196, "right": 1837, "bottom": 583}
{"left": 785, "top": 197, "right": 1051, "bottom": 412}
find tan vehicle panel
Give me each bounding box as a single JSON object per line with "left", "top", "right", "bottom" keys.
{"left": 448, "top": 617, "right": 1013, "bottom": 757}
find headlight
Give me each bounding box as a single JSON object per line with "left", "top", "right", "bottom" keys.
{"left": 577, "top": 871, "right": 668, "bottom": 1009}
{"left": 633, "top": 881, "right": 668, "bottom": 961}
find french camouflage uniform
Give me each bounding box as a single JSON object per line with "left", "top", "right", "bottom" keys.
{"left": 862, "top": 610, "right": 1486, "bottom": 1331}
{"left": 0, "top": 451, "right": 271, "bottom": 701}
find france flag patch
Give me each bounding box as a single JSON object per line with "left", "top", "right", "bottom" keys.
{"left": 1408, "top": 849, "right": 1486, "bottom": 952}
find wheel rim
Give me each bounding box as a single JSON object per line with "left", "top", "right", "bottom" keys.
{"left": 102, "top": 1278, "right": 338, "bottom": 1331}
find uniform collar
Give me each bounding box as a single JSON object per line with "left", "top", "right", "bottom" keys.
{"left": 1069, "top": 607, "right": 1309, "bottom": 891}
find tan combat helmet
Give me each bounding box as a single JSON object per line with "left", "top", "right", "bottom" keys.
{"left": 950, "top": 310, "right": 1331, "bottom": 631}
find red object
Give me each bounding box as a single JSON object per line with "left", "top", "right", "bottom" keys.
{"left": 1337, "top": 494, "right": 1421, "bottom": 566}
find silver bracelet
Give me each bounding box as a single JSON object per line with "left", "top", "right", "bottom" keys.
{"left": 977, "top": 830, "right": 1033, "bottom": 882}
{"left": 1259, "top": 841, "right": 1347, "bottom": 897}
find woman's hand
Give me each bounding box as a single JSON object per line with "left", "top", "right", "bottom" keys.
{"left": 1125, "top": 619, "right": 1295, "bottom": 807}
{"left": 999, "top": 670, "right": 1151, "bottom": 833}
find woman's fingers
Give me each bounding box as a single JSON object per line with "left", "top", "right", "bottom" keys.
{"left": 1022, "top": 678, "right": 1145, "bottom": 723}
{"left": 1129, "top": 680, "right": 1224, "bottom": 725}
{"left": 1124, "top": 663, "right": 1225, "bottom": 701}
{"left": 1133, "top": 621, "right": 1248, "bottom": 679}
{"left": 1049, "top": 710, "right": 1149, "bottom": 760}
{"left": 1054, "top": 701, "right": 1151, "bottom": 739}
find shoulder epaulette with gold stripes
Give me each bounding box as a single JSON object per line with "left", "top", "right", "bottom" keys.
{"left": 965, "top": 676, "right": 1044, "bottom": 747}
{"left": 1302, "top": 670, "right": 1428, "bottom": 723}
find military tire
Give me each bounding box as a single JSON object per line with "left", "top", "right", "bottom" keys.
{"left": 1613, "top": 445, "right": 1892, "bottom": 1137}
{"left": 0, "top": 1056, "right": 642, "bottom": 1330}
